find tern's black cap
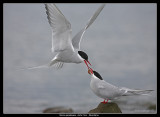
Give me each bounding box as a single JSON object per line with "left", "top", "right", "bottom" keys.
{"left": 78, "top": 51, "right": 88, "bottom": 60}
{"left": 93, "top": 71, "right": 103, "bottom": 80}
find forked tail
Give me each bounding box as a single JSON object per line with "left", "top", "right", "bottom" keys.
{"left": 17, "top": 63, "right": 49, "bottom": 70}
{"left": 17, "top": 59, "right": 64, "bottom": 71}
{"left": 120, "top": 87, "right": 154, "bottom": 96}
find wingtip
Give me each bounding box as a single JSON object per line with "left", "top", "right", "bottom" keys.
{"left": 102, "top": 3, "right": 106, "bottom": 6}
{"left": 99, "top": 3, "right": 106, "bottom": 8}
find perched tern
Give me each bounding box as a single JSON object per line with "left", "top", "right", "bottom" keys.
{"left": 88, "top": 69, "right": 154, "bottom": 104}
{"left": 24, "top": 4, "right": 105, "bottom": 70}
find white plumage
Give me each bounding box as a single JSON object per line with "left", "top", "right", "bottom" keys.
{"left": 22, "top": 4, "right": 105, "bottom": 70}
{"left": 88, "top": 69, "right": 154, "bottom": 103}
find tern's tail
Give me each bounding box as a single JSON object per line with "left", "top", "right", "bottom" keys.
{"left": 17, "top": 59, "right": 64, "bottom": 71}
{"left": 17, "top": 63, "right": 50, "bottom": 71}
{"left": 120, "top": 87, "right": 154, "bottom": 96}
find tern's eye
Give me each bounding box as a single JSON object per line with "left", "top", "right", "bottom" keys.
{"left": 93, "top": 71, "right": 103, "bottom": 80}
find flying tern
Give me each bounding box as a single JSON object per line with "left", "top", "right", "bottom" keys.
{"left": 88, "top": 69, "right": 154, "bottom": 104}
{"left": 24, "top": 4, "right": 105, "bottom": 70}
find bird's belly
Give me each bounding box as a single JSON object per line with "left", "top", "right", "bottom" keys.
{"left": 57, "top": 51, "right": 82, "bottom": 63}
{"left": 90, "top": 82, "right": 105, "bottom": 98}
{"left": 92, "top": 88, "right": 116, "bottom": 100}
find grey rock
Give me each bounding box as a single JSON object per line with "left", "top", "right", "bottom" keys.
{"left": 43, "top": 106, "right": 73, "bottom": 113}
{"left": 88, "top": 102, "right": 122, "bottom": 113}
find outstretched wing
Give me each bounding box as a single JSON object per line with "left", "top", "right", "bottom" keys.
{"left": 72, "top": 4, "right": 105, "bottom": 49}
{"left": 45, "top": 4, "right": 74, "bottom": 52}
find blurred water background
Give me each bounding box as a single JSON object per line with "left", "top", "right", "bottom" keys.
{"left": 3, "top": 3, "right": 157, "bottom": 114}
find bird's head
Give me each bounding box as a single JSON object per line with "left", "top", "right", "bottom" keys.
{"left": 88, "top": 69, "right": 103, "bottom": 80}
{"left": 78, "top": 51, "right": 91, "bottom": 70}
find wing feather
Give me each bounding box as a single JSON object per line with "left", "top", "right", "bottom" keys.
{"left": 97, "top": 80, "right": 125, "bottom": 99}
{"left": 120, "top": 87, "right": 154, "bottom": 96}
{"left": 45, "top": 4, "right": 74, "bottom": 52}
{"left": 72, "top": 4, "right": 105, "bottom": 49}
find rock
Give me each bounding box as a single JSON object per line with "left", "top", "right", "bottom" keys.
{"left": 43, "top": 106, "right": 73, "bottom": 113}
{"left": 88, "top": 102, "right": 122, "bottom": 113}
{"left": 147, "top": 104, "right": 156, "bottom": 110}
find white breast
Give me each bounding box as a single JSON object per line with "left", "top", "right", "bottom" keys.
{"left": 56, "top": 50, "right": 83, "bottom": 63}
{"left": 90, "top": 76, "right": 124, "bottom": 100}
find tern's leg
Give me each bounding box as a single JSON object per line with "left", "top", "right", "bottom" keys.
{"left": 101, "top": 100, "right": 107, "bottom": 104}
{"left": 105, "top": 99, "right": 109, "bottom": 103}
{"left": 101, "top": 99, "right": 109, "bottom": 104}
